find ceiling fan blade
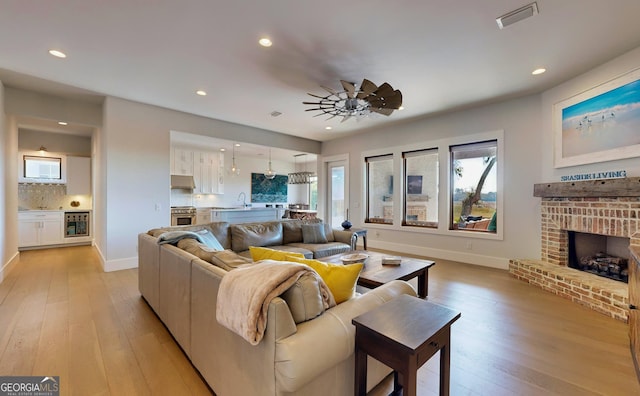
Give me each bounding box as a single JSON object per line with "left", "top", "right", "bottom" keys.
{"left": 360, "top": 79, "right": 377, "bottom": 95}
{"left": 384, "top": 91, "right": 403, "bottom": 109}
{"left": 374, "top": 83, "right": 395, "bottom": 98}
{"left": 307, "top": 93, "right": 329, "bottom": 99}
{"left": 321, "top": 85, "right": 338, "bottom": 95}
{"left": 340, "top": 80, "right": 356, "bottom": 98}
{"left": 370, "top": 107, "right": 394, "bottom": 116}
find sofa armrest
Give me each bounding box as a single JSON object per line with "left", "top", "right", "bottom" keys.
{"left": 333, "top": 229, "right": 355, "bottom": 246}
{"left": 273, "top": 280, "right": 417, "bottom": 392}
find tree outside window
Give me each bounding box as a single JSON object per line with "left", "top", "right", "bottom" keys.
{"left": 450, "top": 140, "right": 497, "bottom": 232}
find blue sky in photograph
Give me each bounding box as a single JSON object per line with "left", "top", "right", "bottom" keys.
{"left": 563, "top": 78, "right": 640, "bottom": 120}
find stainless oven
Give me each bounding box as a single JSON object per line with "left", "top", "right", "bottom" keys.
{"left": 171, "top": 206, "right": 196, "bottom": 226}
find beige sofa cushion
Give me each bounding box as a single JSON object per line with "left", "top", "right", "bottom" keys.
{"left": 148, "top": 222, "right": 231, "bottom": 249}
{"left": 231, "top": 222, "right": 283, "bottom": 252}
{"left": 280, "top": 271, "right": 328, "bottom": 324}
{"left": 177, "top": 239, "right": 252, "bottom": 271}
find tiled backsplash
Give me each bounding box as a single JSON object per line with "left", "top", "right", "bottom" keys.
{"left": 18, "top": 183, "right": 92, "bottom": 210}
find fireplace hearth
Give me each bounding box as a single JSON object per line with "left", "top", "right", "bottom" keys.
{"left": 510, "top": 178, "right": 640, "bottom": 321}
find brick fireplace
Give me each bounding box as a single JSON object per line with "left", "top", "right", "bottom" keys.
{"left": 509, "top": 179, "right": 639, "bottom": 322}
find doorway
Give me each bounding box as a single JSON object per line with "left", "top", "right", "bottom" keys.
{"left": 326, "top": 158, "right": 349, "bottom": 229}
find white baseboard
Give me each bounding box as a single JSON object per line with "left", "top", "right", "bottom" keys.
{"left": 371, "top": 240, "right": 510, "bottom": 270}
{"left": 94, "top": 244, "right": 138, "bottom": 272}
{"left": 103, "top": 256, "right": 138, "bottom": 272}
{"left": 0, "top": 251, "right": 20, "bottom": 284}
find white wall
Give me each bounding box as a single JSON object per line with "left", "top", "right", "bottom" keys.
{"left": 0, "top": 84, "right": 20, "bottom": 283}
{"left": 321, "top": 94, "right": 542, "bottom": 269}
{"left": 100, "top": 97, "right": 321, "bottom": 271}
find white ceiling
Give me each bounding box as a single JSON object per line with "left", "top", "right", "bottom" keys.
{"left": 2, "top": 0, "right": 640, "bottom": 143}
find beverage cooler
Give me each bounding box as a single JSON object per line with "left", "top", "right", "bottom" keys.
{"left": 65, "top": 211, "right": 90, "bottom": 237}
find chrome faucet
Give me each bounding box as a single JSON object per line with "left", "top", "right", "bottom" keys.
{"left": 237, "top": 192, "right": 246, "bottom": 207}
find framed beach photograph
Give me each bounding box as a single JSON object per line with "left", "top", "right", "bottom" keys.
{"left": 554, "top": 67, "right": 640, "bottom": 168}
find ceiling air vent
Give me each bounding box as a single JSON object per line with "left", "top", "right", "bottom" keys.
{"left": 496, "top": 2, "right": 538, "bottom": 29}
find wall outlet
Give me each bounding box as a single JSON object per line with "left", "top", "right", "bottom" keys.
{"left": 375, "top": 230, "right": 381, "bottom": 237}
{"left": 465, "top": 241, "right": 472, "bottom": 250}
{"left": 155, "top": 203, "right": 161, "bottom": 211}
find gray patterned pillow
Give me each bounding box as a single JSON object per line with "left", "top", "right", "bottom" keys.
{"left": 301, "top": 223, "right": 328, "bottom": 244}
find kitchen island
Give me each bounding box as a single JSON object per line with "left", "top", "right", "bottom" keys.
{"left": 209, "top": 207, "right": 281, "bottom": 224}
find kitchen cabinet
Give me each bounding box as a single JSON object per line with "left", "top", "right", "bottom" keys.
{"left": 193, "top": 151, "right": 224, "bottom": 194}
{"left": 196, "top": 208, "right": 211, "bottom": 225}
{"left": 66, "top": 156, "right": 91, "bottom": 195}
{"left": 18, "top": 211, "right": 64, "bottom": 248}
{"left": 211, "top": 208, "right": 278, "bottom": 224}
{"left": 171, "top": 148, "right": 194, "bottom": 176}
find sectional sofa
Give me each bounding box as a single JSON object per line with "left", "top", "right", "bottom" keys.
{"left": 138, "top": 219, "right": 417, "bottom": 395}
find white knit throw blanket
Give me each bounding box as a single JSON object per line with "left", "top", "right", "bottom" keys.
{"left": 216, "top": 260, "right": 334, "bottom": 345}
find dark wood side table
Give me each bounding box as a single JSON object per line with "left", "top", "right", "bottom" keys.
{"left": 352, "top": 294, "right": 461, "bottom": 396}
{"left": 348, "top": 228, "right": 367, "bottom": 250}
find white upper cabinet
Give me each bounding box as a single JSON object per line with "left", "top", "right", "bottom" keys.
{"left": 171, "top": 148, "right": 194, "bottom": 176}
{"left": 66, "top": 156, "right": 91, "bottom": 195}
{"left": 173, "top": 147, "right": 224, "bottom": 194}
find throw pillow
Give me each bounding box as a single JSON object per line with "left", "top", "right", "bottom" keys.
{"left": 195, "top": 229, "right": 225, "bottom": 250}
{"left": 280, "top": 272, "right": 327, "bottom": 324}
{"left": 301, "top": 223, "right": 328, "bottom": 244}
{"left": 249, "top": 246, "right": 305, "bottom": 262}
{"left": 284, "top": 255, "right": 363, "bottom": 304}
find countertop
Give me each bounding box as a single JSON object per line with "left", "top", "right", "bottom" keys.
{"left": 18, "top": 208, "right": 92, "bottom": 212}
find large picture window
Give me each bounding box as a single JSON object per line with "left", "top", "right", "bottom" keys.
{"left": 365, "top": 154, "right": 394, "bottom": 224}
{"left": 403, "top": 149, "right": 438, "bottom": 228}
{"left": 450, "top": 140, "right": 497, "bottom": 233}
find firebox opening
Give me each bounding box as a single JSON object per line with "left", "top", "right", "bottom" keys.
{"left": 567, "top": 231, "right": 629, "bottom": 283}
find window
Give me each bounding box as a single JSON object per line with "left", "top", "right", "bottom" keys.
{"left": 365, "top": 154, "right": 394, "bottom": 224}
{"left": 403, "top": 149, "right": 438, "bottom": 228}
{"left": 23, "top": 155, "right": 62, "bottom": 180}
{"left": 450, "top": 140, "right": 497, "bottom": 232}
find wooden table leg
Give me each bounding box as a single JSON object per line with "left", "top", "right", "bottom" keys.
{"left": 354, "top": 345, "right": 368, "bottom": 396}
{"left": 439, "top": 331, "right": 451, "bottom": 396}
{"left": 417, "top": 271, "right": 428, "bottom": 298}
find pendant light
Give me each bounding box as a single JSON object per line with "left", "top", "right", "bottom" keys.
{"left": 288, "top": 154, "right": 313, "bottom": 184}
{"left": 230, "top": 143, "right": 240, "bottom": 176}
{"left": 264, "top": 148, "right": 276, "bottom": 179}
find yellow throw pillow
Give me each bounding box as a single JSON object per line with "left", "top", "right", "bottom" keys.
{"left": 285, "top": 255, "right": 363, "bottom": 304}
{"left": 249, "top": 246, "right": 305, "bottom": 262}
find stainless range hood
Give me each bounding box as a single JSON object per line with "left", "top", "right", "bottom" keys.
{"left": 170, "top": 174, "right": 196, "bottom": 190}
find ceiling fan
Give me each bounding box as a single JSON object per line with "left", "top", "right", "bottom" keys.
{"left": 303, "top": 79, "right": 403, "bottom": 122}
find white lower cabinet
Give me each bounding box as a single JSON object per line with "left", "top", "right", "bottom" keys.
{"left": 18, "top": 211, "right": 64, "bottom": 248}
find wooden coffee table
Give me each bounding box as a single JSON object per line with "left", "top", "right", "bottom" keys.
{"left": 322, "top": 251, "right": 435, "bottom": 298}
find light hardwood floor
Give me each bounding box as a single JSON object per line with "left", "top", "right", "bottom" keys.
{"left": 0, "top": 246, "right": 638, "bottom": 395}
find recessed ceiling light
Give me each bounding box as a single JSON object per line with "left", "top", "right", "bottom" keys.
{"left": 532, "top": 68, "right": 546, "bottom": 75}
{"left": 325, "top": 126, "right": 333, "bottom": 130}
{"left": 48, "top": 49, "right": 67, "bottom": 58}
{"left": 270, "top": 111, "right": 282, "bottom": 117}
{"left": 58, "top": 121, "right": 68, "bottom": 126}
{"left": 234, "top": 143, "right": 241, "bottom": 147}
{"left": 259, "top": 38, "right": 272, "bottom": 47}
{"left": 398, "top": 106, "right": 405, "bottom": 110}
{"left": 196, "top": 90, "right": 207, "bottom": 96}
{"left": 220, "top": 148, "right": 226, "bottom": 152}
